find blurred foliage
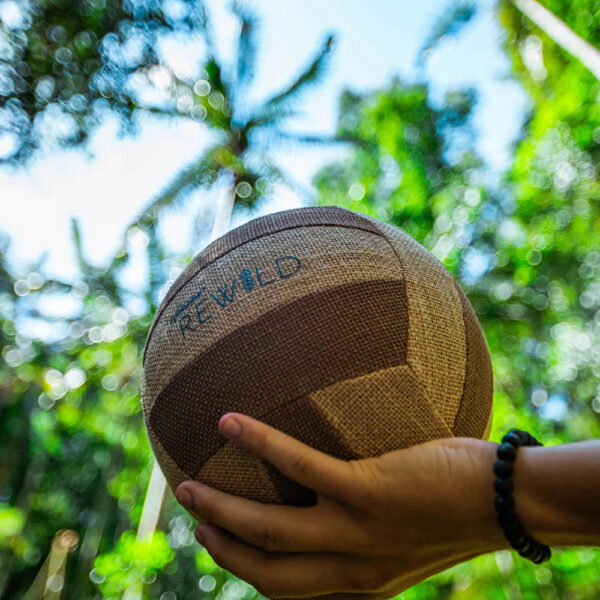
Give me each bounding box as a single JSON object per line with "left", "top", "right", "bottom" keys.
{"left": 0, "top": 0, "right": 207, "bottom": 162}
{"left": 1, "top": 0, "right": 338, "bottom": 228}
{"left": 0, "top": 229, "right": 232, "bottom": 599}
{"left": 314, "top": 0, "right": 600, "bottom": 596}
{"left": 0, "top": 0, "right": 599, "bottom": 599}
{"left": 125, "top": 0, "right": 338, "bottom": 228}
{"left": 314, "top": 81, "right": 481, "bottom": 264}
{"left": 490, "top": 0, "right": 600, "bottom": 444}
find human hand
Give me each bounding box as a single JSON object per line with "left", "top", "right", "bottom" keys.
{"left": 175, "top": 413, "right": 508, "bottom": 599}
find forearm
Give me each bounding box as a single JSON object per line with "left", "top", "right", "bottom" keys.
{"left": 513, "top": 440, "right": 600, "bottom": 547}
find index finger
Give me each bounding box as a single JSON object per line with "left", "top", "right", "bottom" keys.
{"left": 218, "top": 412, "right": 357, "bottom": 503}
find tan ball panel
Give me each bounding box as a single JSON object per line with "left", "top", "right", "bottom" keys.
{"left": 365, "top": 216, "right": 467, "bottom": 428}
{"left": 483, "top": 406, "right": 493, "bottom": 441}
{"left": 198, "top": 442, "right": 281, "bottom": 505}
{"left": 451, "top": 280, "right": 494, "bottom": 438}
{"left": 146, "top": 426, "right": 189, "bottom": 497}
{"left": 310, "top": 364, "right": 452, "bottom": 458}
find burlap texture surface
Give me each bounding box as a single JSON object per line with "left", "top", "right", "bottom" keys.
{"left": 141, "top": 205, "right": 494, "bottom": 504}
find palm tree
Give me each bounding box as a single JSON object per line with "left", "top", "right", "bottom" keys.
{"left": 127, "top": 1, "right": 336, "bottom": 250}
{"left": 133, "top": 1, "right": 338, "bottom": 547}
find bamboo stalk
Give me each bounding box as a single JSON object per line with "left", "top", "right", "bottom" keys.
{"left": 512, "top": 0, "right": 600, "bottom": 81}
{"left": 23, "top": 530, "right": 79, "bottom": 600}
{"left": 127, "top": 178, "right": 236, "bottom": 599}
{"left": 135, "top": 460, "right": 168, "bottom": 542}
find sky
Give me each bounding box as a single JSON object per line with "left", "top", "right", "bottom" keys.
{"left": 0, "top": 0, "right": 528, "bottom": 307}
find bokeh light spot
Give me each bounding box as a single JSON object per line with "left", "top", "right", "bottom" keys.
{"left": 199, "top": 575, "right": 216, "bottom": 592}
{"left": 348, "top": 183, "right": 365, "bottom": 201}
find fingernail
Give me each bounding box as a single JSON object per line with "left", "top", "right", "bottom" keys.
{"left": 221, "top": 415, "right": 242, "bottom": 437}
{"left": 176, "top": 487, "right": 192, "bottom": 510}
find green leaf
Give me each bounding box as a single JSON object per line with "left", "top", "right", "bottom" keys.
{"left": 70, "top": 217, "right": 97, "bottom": 285}
{"left": 417, "top": 1, "right": 477, "bottom": 66}
{"left": 0, "top": 504, "right": 25, "bottom": 543}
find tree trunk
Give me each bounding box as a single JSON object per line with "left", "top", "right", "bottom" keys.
{"left": 512, "top": 0, "right": 600, "bottom": 81}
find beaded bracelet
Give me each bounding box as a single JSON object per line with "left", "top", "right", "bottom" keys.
{"left": 493, "top": 429, "right": 551, "bottom": 564}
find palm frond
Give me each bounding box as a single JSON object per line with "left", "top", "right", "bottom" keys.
{"left": 145, "top": 220, "right": 166, "bottom": 309}
{"left": 244, "top": 104, "right": 300, "bottom": 130}
{"left": 269, "top": 130, "right": 346, "bottom": 148}
{"left": 104, "top": 243, "right": 130, "bottom": 283}
{"left": 126, "top": 147, "right": 222, "bottom": 231}
{"left": 170, "top": 71, "right": 231, "bottom": 131}
{"left": 141, "top": 106, "right": 182, "bottom": 120}
{"left": 232, "top": 1, "right": 259, "bottom": 91}
{"left": 193, "top": 3, "right": 232, "bottom": 106}
{"left": 196, "top": 1, "right": 218, "bottom": 66}
{"left": 205, "top": 57, "right": 228, "bottom": 98}
{"left": 37, "top": 279, "right": 75, "bottom": 295}
{"left": 70, "top": 217, "right": 94, "bottom": 280}
{"left": 260, "top": 34, "right": 335, "bottom": 112}
{"left": 70, "top": 217, "right": 123, "bottom": 303}
{"left": 417, "top": 2, "right": 477, "bottom": 66}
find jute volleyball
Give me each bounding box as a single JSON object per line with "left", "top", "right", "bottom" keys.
{"left": 141, "top": 205, "right": 493, "bottom": 506}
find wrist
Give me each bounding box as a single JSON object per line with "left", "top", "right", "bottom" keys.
{"left": 513, "top": 443, "right": 600, "bottom": 547}
{"left": 453, "top": 437, "right": 600, "bottom": 556}
{"left": 447, "top": 439, "right": 510, "bottom": 555}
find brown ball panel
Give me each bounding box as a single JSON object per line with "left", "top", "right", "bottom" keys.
{"left": 148, "top": 277, "right": 410, "bottom": 479}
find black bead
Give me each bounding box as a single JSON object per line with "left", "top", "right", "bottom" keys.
{"left": 495, "top": 495, "right": 515, "bottom": 513}
{"left": 506, "top": 525, "right": 529, "bottom": 547}
{"left": 520, "top": 430, "right": 543, "bottom": 447}
{"left": 494, "top": 477, "right": 514, "bottom": 497}
{"left": 515, "top": 537, "right": 533, "bottom": 555}
{"left": 506, "top": 529, "right": 527, "bottom": 548}
{"left": 497, "top": 512, "right": 520, "bottom": 530}
{"left": 519, "top": 536, "right": 535, "bottom": 558}
{"left": 493, "top": 459, "right": 514, "bottom": 478}
{"left": 497, "top": 442, "right": 518, "bottom": 462}
{"left": 539, "top": 547, "right": 552, "bottom": 563}
{"left": 502, "top": 430, "right": 523, "bottom": 447}
{"left": 530, "top": 546, "right": 545, "bottom": 564}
